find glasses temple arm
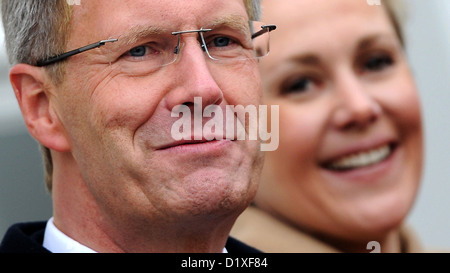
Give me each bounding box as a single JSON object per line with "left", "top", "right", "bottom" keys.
{"left": 36, "top": 38, "right": 118, "bottom": 67}
{"left": 251, "top": 24, "right": 277, "bottom": 39}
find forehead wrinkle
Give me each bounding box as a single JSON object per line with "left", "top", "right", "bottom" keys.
{"left": 102, "top": 15, "right": 252, "bottom": 55}
{"left": 110, "top": 25, "right": 167, "bottom": 50}
{"left": 205, "top": 15, "right": 250, "bottom": 33}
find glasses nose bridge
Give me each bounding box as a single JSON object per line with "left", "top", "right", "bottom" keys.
{"left": 172, "top": 28, "right": 212, "bottom": 56}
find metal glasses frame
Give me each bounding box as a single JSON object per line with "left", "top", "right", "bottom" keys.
{"left": 35, "top": 24, "right": 276, "bottom": 67}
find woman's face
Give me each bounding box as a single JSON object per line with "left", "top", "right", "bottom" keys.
{"left": 255, "top": 0, "right": 423, "bottom": 242}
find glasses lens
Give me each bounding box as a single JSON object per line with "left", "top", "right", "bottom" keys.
{"left": 106, "top": 32, "right": 179, "bottom": 76}
{"left": 201, "top": 21, "right": 270, "bottom": 62}
{"left": 104, "top": 21, "right": 272, "bottom": 76}
{"left": 251, "top": 22, "right": 271, "bottom": 58}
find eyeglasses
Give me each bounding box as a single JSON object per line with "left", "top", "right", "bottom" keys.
{"left": 36, "top": 20, "right": 276, "bottom": 75}
{"left": 36, "top": 39, "right": 119, "bottom": 67}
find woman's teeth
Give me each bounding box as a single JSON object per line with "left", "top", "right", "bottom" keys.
{"left": 326, "top": 145, "right": 392, "bottom": 171}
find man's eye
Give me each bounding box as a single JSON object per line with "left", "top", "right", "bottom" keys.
{"left": 128, "top": 46, "right": 147, "bottom": 57}
{"left": 364, "top": 55, "right": 394, "bottom": 71}
{"left": 213, "top": 37, "right": 231, "bottom": 47}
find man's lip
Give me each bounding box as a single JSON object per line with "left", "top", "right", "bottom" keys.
{"left": 156, "top": 138, "right": 228, "bottom": 150}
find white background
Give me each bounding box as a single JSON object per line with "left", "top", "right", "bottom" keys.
{"left": 403, "top": 0, "right": 450, "bottom": 251}
{"left": 1, "top": 1, "right": 450, "bottom": 250}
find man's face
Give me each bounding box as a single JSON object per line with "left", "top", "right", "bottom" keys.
{"left": 52, "top": 0, "right": 264, "bottom": 226}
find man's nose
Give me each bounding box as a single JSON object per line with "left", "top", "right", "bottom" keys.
{"left": 164, "top": 36, "right": 224, "bottom": 112}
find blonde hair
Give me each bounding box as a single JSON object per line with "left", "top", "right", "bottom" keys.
{"left": 383, "top": 0, "right": 407, "bottom": 45}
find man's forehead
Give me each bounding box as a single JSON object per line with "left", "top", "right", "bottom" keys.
{"left": 108, "top": 15, "right": 249, "bottom": 49}
{"left": 69, "top": 0, "right": 249, "bottom": 44}
{"left": 70, "top": 0, "right": 248, "bottom": 25}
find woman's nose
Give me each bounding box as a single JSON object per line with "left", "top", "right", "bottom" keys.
{"left": 331, "top": 72, "right": 382, "bottom": 131}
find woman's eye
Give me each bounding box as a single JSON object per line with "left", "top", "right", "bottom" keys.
{"left": 128, "top": 46, "right": 147, "bottom": 57}
{"left": 281, "top": 77, "right": 314, "bottom": 95}
{"left": 364, "top": 55, "right": 394, "bottom": 71}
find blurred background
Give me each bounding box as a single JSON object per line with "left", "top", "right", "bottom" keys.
{"left": 1, "top": 0, "right": 450, "bottom": 250}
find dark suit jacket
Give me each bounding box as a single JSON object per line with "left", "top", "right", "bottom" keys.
{"left": 0, "top": 222, "right": 261, "bottom": 253}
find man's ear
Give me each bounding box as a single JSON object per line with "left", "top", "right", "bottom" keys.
{"left": 10, "top": 64, "right": 71, "bottom": 152}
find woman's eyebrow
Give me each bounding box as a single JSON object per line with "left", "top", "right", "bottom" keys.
{"left": 291, "top": 54, "right": 321, "bottom": 66}
{"left": 356, "top": 33, "right": 398, "bottom": 50}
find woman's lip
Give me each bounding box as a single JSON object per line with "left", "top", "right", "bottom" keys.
{"left": 319, "top": 144, "right": 400, "bottom": 183}
{"left": 319, "top": 139, "right": 398, "bottom": 168}
{"left": 322, "top": 143, "right": 396, "bottom": 171}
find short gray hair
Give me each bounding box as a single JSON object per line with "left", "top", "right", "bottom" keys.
{"left": 2, "top": 0, "right": 260, "bottom": 68}
{"left": 1, "top": 0, "right": 261, "bottom": 192}
{"left": 1, "top": 0, "right": 72, "bottom": 81}
{"left": 246, "top": 0, "right": 262, "bottom": 21}
{"left": 2, "top": 0, "right": 72, "bottom": 192}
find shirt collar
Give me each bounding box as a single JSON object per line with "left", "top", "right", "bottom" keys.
{"left": 43, "top": 217, "right": 96, "bottom": 253}
{"left": 43, "top": 217, "right": 228, "bottom": 253}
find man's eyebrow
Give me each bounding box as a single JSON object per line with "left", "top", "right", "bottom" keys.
{"left": 204, "top": 15, "right": 250, "bottom": 32}
{"left": 111, "top": 25, "right": 166, "bottom": 48}
{"left": 107, "top": 16, "right": 250, "bottom": 50}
